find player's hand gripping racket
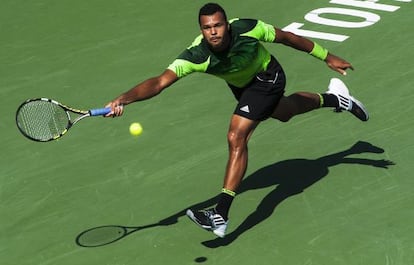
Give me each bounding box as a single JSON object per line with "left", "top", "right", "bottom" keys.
{"left": 16, "top": 98, "right": 111, "bottom": 142}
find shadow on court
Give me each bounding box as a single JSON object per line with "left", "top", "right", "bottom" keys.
{"left": 75, "top": 141, "right": 394, "bottom": 248}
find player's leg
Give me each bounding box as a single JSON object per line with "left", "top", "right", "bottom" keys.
{"left": 271, "top": 78, "right": 369, "bottom": 122}
{"left": 222, "top": 114, "right": 259, "bottom": 191}
{"left": 271, "top": 92, "right": 321, "bottom": 122}
{"left": 187, "top": 115, "right": 259, "bottom": 238}
{"left": 186, "top": 57, "right": 288, "bottom": 237}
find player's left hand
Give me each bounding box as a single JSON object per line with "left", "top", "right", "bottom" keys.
{"left": 325, "top": 53, "right": 354, "bottom": 76}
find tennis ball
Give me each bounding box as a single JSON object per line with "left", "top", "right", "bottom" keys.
{"left": 129, "top": 122, "right": 143, "bottom": 136}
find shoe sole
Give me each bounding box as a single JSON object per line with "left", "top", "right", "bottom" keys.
{"left": 350, "top": 95, "right": 369, "bottom": 121}
{"left": 328, "top": 78, "right": 369, "bottom": 121}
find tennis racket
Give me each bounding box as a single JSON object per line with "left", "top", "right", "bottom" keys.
{"left": 16, "top": 98, "right": 111, "bottom": 142}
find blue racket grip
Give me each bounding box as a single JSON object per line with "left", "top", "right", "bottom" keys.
{"left": 89, "top": 107, "right": 112, "bottom": 116}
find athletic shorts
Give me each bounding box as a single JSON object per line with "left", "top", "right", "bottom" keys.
{"left": 228, "top": 56, "right": 286, "bottom": 121}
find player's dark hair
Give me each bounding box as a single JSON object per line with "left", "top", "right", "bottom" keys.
{"left": 198, "top": 3, "right": 227, "bottom": 25}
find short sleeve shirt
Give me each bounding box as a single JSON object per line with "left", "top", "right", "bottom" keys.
{"left": 167, "top": 18, "right": 276, "bottom": 88}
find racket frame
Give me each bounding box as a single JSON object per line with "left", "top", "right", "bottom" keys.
{"left": 16, "top": 97, "right": 110, "bottom": 142}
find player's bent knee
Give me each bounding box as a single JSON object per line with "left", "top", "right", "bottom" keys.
{"left": 227, "top": 130, "right": 242, "bottom": 144}
{"left": 271, "top": 110, "right": 294, "bottom": 122}
{"left": 277, "top": 115, "right": 292, "bottom": 122}
{"left": 272, "top": 114, "right": 292, "bottom": 122}
{"left": 271, "top": 96, "right": 296, "bottom": 122}
{"left": 227, "top": 130, "right": 248, "bottom": 149}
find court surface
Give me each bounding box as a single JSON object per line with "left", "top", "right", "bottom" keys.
{"left": 1, "top": 1, "right": 413, "bottom": 264}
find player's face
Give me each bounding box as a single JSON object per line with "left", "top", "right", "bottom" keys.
{"left": 199, "top": 12, "right": 230, "bottom": 52}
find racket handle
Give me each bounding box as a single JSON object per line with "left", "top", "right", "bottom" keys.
{"left": 89, "top": 107, "right": 112, "bottom": 116}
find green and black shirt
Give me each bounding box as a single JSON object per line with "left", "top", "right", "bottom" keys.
{"left": 167, "top": 18, "right": 276, "bottom": 88}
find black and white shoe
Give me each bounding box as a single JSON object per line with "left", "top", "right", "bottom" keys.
{"left": 186, "top": 208, "right": 228, "bottom": 238}
{"left": 327, "top": 78, "right": 369, "bottom": 121}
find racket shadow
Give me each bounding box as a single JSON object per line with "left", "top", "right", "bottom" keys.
{"left": 75, "top": 141, "right": 394, "bottom": 248}
{"left": 75, "top": 196, "right": 220, "bottom": 248}
{"left": 75, "top": 224, "right": 157, "bottom": 247}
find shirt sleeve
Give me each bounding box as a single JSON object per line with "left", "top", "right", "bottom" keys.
{"left": 167, "top": 56, "right": 210, "bottom": 79}
{"left": 241, "top": 19, "right": 276, "bottom": 43}
{"left": 167, "top": 36, "right": 210, "bottom": 78}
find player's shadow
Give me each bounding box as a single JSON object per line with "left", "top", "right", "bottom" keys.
{"left": 75, "top": 141, "right": 394, "bottom": 248}
{"left": 201, "top": 141, "right": 396, "bottom": 248}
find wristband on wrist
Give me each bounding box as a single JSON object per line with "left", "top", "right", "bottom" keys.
{"left": 309, "top": 42, "right": 329, "bottom": 61}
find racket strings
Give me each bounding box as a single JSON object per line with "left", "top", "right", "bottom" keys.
{"left": 16, "top": 101, "right": 69, "bottom": 141}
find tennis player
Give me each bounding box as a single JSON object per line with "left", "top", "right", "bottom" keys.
{"left": 105, "top": 3, "right": 368, "bottom": 238}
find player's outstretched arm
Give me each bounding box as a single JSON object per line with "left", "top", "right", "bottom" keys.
{"left": 273, "top": 28, "right": 353, "bottom": 76}
{"left": 105, "top": 69, "right": 178, "bottom": 117}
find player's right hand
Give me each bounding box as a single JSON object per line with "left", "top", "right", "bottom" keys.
{"left": 104, "top": 102, "right": 124, "bottom": 117}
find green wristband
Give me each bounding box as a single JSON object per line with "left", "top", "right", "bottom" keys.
{"left": 310, "top": 42, "right": 328, "bottom": 61}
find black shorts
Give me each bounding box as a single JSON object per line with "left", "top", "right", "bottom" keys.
{"left": 228, "top": 56, "right": 286, "bottom": 121}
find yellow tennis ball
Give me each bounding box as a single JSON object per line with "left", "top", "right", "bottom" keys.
{"left": 129, "top": 122, "right": 143, "bottom": 136}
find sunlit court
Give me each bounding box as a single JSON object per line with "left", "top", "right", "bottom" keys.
{"left": 1, "top": 1, "right": 413, "bottom": 264}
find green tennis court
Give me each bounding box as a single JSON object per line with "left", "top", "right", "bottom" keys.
{"left": 1, "top": 1, "right": 413, "bottom": 264}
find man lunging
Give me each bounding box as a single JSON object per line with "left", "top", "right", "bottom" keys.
{"left": 105, "top": 3, "right": 368, "bottom": 238}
